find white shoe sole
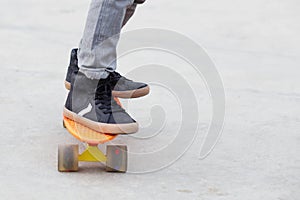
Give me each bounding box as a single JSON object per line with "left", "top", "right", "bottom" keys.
{"left": 63, "top": 107, "right": 139, "bottom": 135}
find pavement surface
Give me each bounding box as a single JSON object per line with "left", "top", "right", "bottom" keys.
{"left": 0, "top": 0, "right": 299, "bottom": 199}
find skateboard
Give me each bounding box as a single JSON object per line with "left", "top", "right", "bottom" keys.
{"left": 58, "top": 98, "right": 128, "bottom": 173}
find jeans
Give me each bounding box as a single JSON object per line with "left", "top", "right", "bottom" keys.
{"left": 78, "top": 0, "right": 136, "bottom": 79}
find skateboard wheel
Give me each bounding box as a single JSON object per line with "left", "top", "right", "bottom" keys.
{"left": 106, "top": 145, "right": 128, "bottom": 173}
{"left": 58, "top": 144, "right": 79, "bottom": 172}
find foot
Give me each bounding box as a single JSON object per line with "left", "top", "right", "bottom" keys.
{"left": 65, "top": 48, "right": 150, "bottom": 98}
{"left": 64, "top": 71, "right": 138, "bottom": 134}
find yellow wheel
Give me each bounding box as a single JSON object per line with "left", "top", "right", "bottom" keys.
{"left": 58, "top": 144, "right": 79, "bottom": 172}
{"left": 106, "top": 145, "right": 128, "bottom": 173}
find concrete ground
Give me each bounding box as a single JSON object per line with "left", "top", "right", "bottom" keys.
{"left": 0, "top": 0, "right": 299, "bottom": 199}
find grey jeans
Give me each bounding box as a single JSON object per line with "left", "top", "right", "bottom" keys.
{"left": 78, "top": 0, "right": 135, "bottom": 79}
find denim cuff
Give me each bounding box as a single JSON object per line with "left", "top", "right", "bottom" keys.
{"left": 79, "top": 67, "right": 109, "bottom": 80}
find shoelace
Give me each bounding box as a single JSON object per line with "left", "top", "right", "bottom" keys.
{"left": 95, "top": 79, "right": 123, "bottom": 114}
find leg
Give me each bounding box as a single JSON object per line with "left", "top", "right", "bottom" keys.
{"left": 122, "top": 3, "right": 137, "bottom": 27}
{"left": 78, "top": 0, "right": 134, "bottom": 80}
{"left": 64, "top": 0, "right": 149, "bottom": 98}
{"left": 123, "top": 0, "right": 147, "bottom": 26}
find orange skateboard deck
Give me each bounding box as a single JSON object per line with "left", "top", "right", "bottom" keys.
{"left": 63, "top": 116, "right": 117, "bottom": 146}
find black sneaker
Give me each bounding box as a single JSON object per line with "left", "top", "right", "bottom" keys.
{"left": 64, "top": 71, "right": 138, "bottom": 134}
{"left": 64, "top": 48, "right": 150, "bottom": 98}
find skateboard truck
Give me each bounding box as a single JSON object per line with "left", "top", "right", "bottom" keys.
{"left": 78, "top": 145, "right": 107, "bottom": 162}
